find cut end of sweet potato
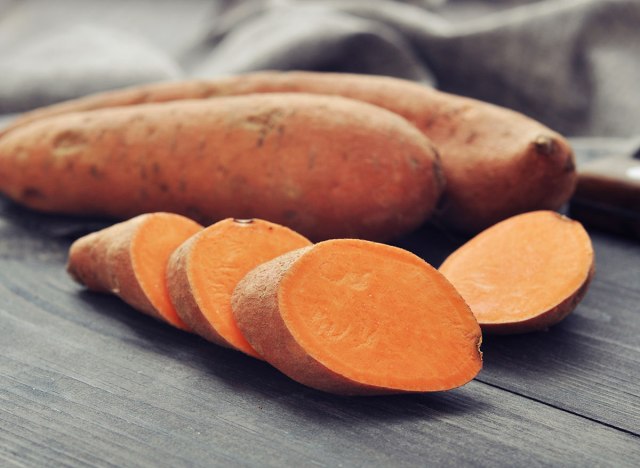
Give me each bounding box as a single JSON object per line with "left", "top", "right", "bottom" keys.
{"left": 232, "top": 239, "right": 482, "bottom": 395}
{"left": 131, "top": 213, "right": 203, "bottom": 330}
{"left": 439, "top": 210, "right": 594, "bottom": 334}
{"left": 167, "top": 218, "right": 311, "bottom": 358}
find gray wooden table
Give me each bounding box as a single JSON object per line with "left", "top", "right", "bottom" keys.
{"left": 1, "top": 162, "right": 639, "bottom": 466}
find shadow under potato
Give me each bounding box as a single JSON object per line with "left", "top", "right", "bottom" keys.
{"left": 75, "top": 287, "right": 486, "bottom": 421}
{"left": 393, "top": 221, "right": 467, "bottom": 267}
{"left": 0, "top": 194, "right": 112, "bottom": 240}
{"left": 478, "top": 321, "right": 589, "bottom": 380}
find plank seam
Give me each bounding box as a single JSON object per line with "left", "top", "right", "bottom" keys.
{"left": 475, "top": 378, "right": 640, "bottom": 438}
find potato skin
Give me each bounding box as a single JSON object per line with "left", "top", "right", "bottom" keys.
{"left": 166, "top": 238, "right": 231, "bottom": 347}
{"left": 0, "top": 93, "right": 442, "bottom": 241}
{"left": 67, "top": 215, "right": 164, "bottom": 322}
{"left": 2, "top": 71, "right": 576, "bottom": 233}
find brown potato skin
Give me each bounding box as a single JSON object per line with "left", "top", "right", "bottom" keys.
{"left": 67, "top": 215, "right": 164, "bottom": 322}
{"left": 0, "top": 93, "right": 442, "bottom": 242}
{"left": 166, "top": 236, "right": 231, "bottom": 348}
{"left": 2, "top": 71, "right": 576, "bottom": 233}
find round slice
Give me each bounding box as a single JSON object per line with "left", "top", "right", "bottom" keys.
{"left": 439, "top": 210, "right": 595, "bottom": 334}
{"left": 231, "top": 239, "right": 482, "bottom": 395}
{"left": 167, "top": 218, "right": 311, "bottom": 358}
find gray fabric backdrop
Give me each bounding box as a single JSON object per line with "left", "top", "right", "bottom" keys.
{"left": 0, "top": 0, "right": 638, "bottom": 141}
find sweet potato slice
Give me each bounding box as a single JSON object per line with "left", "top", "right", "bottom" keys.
{"left": 231, "top": 239, "right": 482, "bottom": 395}
{"left": 439, "top": 211, "right": 594, "bottom": 334}
{"left": 67, "top": 212, "right": 203, "bottom": 329}
{"left": 167, "top": 218, "right": 311, "bottom": 358}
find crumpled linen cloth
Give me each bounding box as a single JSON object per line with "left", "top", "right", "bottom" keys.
{"left": 0, "top": 0, "right": 638, "bottom": 142}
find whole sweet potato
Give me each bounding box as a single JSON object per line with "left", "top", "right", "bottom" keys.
{"left": 1, "top": 71, "right": 576, "bottom": 233}
{"left": 0, "top": 93, "right": 442, "bottom": 241}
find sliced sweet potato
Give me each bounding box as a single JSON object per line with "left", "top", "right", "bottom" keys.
{"left": 167, "top": 218, "right": 311, "bottom": 357}
{"left": 231, "top": 239, "right": 482, "bottom": 395}
{"left": 439, "top": 211, "right": 595, "bottom": 334}
{"left": 67, "top": 212, "right": 203, "bottom": 329}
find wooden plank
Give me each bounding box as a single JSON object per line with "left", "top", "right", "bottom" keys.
{"left": 1, "top": 195, "right": 640, "bottom": 464}
{"left": 475, "top": 230, "right": 640, "bottom": 433}
{"left": 1, "top": 260, "right": 639, "bottom": 467}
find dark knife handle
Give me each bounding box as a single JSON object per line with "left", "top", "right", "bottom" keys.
{"left": 570, "top": 155, "right": 640, "bottom": 239}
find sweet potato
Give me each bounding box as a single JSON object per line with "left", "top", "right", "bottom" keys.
{"left": 167, "top": 218, "right": 311, "bottom": 358}
{"left": 439, "top": 211, "right": 594, "bottom": 334}
{"left": 1, "top": 71, "right": 576, "bottom": 233}
{"left": 67, "top": 212, "right": 203, "bottom": 329}
{"left": 231, "top": 239, "right": 482, "bottom": 395}
{"left": 0, "top": 93, "right": 442, "bottom": 242}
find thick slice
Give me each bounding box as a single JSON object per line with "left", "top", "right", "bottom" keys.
{"left": 231, "top": 239, "right": 482, "bottom": 395}
{"left": 439, "top": 211, "right": 594, "bottom": 334}
{"left": 1, "top": 71, "right": 576, "bottom": 233}
{"left": 167, "top": 218, "right": 311, "bottom": 358}
{"left": 67, "top": 212, "right": 203, "bottom": 330}
{"left": 0, "top": 93, "right": 442, "bottom": 242}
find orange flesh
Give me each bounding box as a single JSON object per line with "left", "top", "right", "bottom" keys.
{"left": 439, "top": 211, "right": 593, "bottom": 325}
{"left": 279, "top": 240, "right": 482, "bottom": 392}
{"left": 190, "top": 219, "right": 311, "bottom": 357}
{"left": 132, "top": 213, "right": 202, "bottom": 330}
